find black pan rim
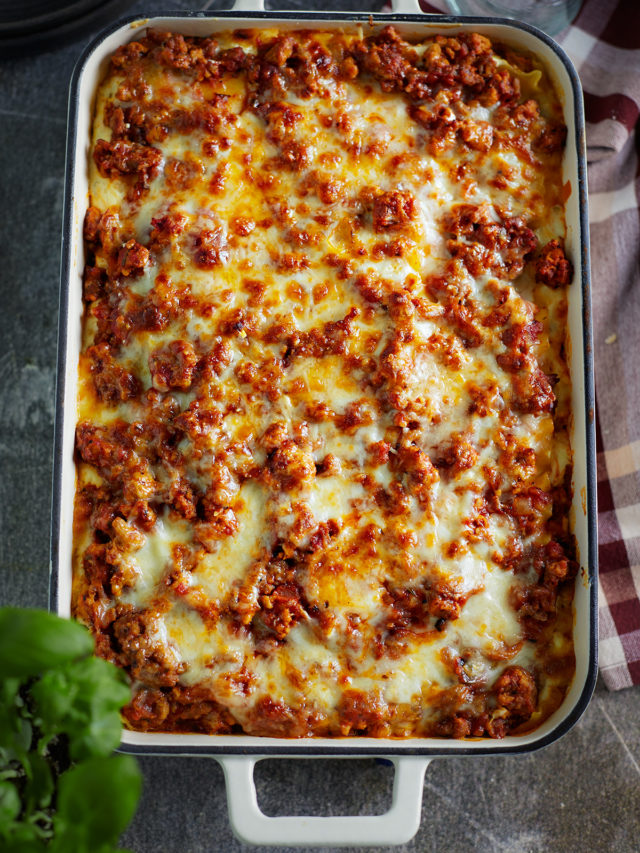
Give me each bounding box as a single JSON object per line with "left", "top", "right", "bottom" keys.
{"left": 51, "top": 8, "right": 598, "bottom": 760}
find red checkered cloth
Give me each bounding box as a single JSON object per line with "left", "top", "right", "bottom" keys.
{"left": 385, "top": 0, "right": 640, "bottom": 688}
{"left": 563, "top": 0, "right": 640, "bottom": 692}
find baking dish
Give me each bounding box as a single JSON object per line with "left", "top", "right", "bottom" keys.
{"left": 50, "top": 0, "right": 597, "bottom": 845}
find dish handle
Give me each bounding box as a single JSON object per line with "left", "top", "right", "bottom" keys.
{"left": 390, "top": 0, "right": 425, "bottom": 11}
{"left": 229, "top": 0, "right": 265, "bottom": 10}
{"left": 227, "top": 0, "right": 426, "bottom": 12}
{"left": 218, "top": 755, "right": 431, "bottom": 847}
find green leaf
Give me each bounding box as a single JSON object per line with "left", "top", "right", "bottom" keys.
{"left": 0, "top": 678, "right": 21, "bottom": 710}
{"left": 2, "top": 837, "right": 47, "bottom": 853}
{"left": 52, "top": 754, "right": 142, "bottom": 850}
{"left": 0, "top": 609, "right": 93, "bottom": 679}
{"left": 0, "top": 780, "right": 20, "bottom": 827}
{"left": 33, "top": 669, "right": 77, "bottom": 728}
{"left": 0, "top": 679, "right": 24, "bottom": 754}
{"left": 0, "top": 678, "right": 33, "bottom": 767}
{"left": 22, "top": 754, "right": 53, "bottom": 815}
{"left": 14, "top": 718, "right": 33, "bottom": 756}
{"left": 70, "top": 712, "right": 125, "bottom": 763}
{"left": 31, "top": 657, "right": 130, "bottom": 760}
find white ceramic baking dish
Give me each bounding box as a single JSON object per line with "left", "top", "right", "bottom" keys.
{"left": 51, "top": 0, "right": 597, "bottom": 845}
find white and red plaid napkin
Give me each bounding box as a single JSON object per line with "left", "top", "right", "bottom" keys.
{"left": 384, "top": 0, "right": 640, "bottom": 689}
{"left": 564, "top": 0, "right": 640, "bottom": 690}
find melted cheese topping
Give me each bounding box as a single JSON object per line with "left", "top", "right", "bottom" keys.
{"left": 72, "top": 27, "right": 576, "bottom": 739}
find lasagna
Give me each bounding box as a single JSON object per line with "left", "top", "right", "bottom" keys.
{"left": 73, "top": 25, "right": 578, "bottom": 739}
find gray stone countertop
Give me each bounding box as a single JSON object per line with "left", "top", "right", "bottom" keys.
{"left": 1, "top": 2, "right": 638, "bottom": 850}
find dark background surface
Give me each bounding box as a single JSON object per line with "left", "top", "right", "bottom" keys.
{"left": 1, "top": 1, "right": 638, "bottom": 850}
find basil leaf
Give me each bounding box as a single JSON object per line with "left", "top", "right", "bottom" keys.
{"left": 0, "top": 609, "right": 141, "bottom": 851}
{"left": 0, "top": 610, "right": 93, "bottom": 678}
{"left": 14, "top": 718, "right": 33, "bottom": 757}
{"left": 22, "top": 753, "right": 54, "bottom": 814}
{"left": 31, "top": 657, "right": 130, "bottom": 760}
{"left": 2, "top": 838, "right": 47, "bottom": 853}
{"left": 0, "top": 679, "right": 24, "bottom": 755}
{"left": 52, "top": 754, "right": 142, "bottom": 849}
{"left": 0, "top": 780, "right": 20, "bottom": 827}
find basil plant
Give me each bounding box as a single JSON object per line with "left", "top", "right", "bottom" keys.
{"left": 0, "top": 608, "right": 141, "bottom": 852}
